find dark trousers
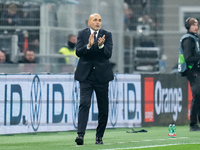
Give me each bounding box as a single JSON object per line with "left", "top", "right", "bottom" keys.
{"left": 187, "top": 70, "right": 200, "bottom": 127}
{"left": 77, "top": 69, "right": 109, "bottom": 137}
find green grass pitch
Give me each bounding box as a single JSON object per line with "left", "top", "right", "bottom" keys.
{"left": 0, "top": 126, "right": 199, "bottom": 150}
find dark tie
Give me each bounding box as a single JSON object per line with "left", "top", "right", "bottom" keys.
{"left": 94, "top": 31, "right": 97, "bottom": 43}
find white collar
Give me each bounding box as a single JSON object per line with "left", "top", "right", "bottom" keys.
{"left": 90, "top": 28, "right": 99, "bottom": 37}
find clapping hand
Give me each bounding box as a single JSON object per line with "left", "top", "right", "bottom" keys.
{"left": 88, "top": 33, "right": 95, "bottom": 47}
{"left": 98, "top": 35, "right": 105, "bottom": 46}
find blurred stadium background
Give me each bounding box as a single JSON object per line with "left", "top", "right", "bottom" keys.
{"left": 0, "top": 0, "right": 199, "bottom": 74}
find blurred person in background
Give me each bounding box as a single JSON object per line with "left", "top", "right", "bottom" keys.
{"left": 29, "top": 37, "right": 39, "bottom": 53}
{"left": 0, "top": 49, "right": 12, "bottom": 64}
{"left": 74, "top": 13, "right": 114, "bottom": 145}
{"left": 137, "top": 14, "right": 154, "bottom": 29}
{"left": 18, "top": 2, "right": 40, "bottom": 53}
{"left": 0, "top": 50, "right": 6, "bottom": 63}
{"left": 0, "top": 3, "right": 21, "bottom": 34}
{"left": 18, "top": 50, "right": 37, "bottom": 63}
{"left": 124, "top": 2, "right": 134, "bottom": 31}
{"left": 58, "top": 34, "right": 77, "bottom": 64}
{"left": 18, "top": 31, "right": 40, "bottom": 54}
{"left": 21, "top": 2, "right": 40, "bottom": 26}
{"left": 179, "top": 17, "right": 200, "bottom": 131}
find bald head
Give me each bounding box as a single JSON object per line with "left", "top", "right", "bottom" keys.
{"left": 89, "top": 13, "right": 100, "bottom": 19}
{"left": 88, "top": 13, "right": 102, "bottom": 31}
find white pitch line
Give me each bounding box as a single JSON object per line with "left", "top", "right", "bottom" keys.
{"left": 100, "top": 142, "right": 200, "bottom": 150}
{"left": 180, "top": 137, "right": 188, "bottom": 139}
{"left": 104, "top": 143, "right": 113, "bottom": 145}
{"left": 117, "top": 142, "right": 125, "bottom": 144}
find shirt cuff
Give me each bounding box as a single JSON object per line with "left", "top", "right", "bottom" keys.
{"left": 87, "top": 44, "right": 91, "bottom": 49}
{"left": 99, "top": 44, "right": 104, "bottom": 49}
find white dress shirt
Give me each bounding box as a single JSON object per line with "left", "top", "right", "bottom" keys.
{"left": 87, "top": 28, "right": 104, "bottom": 49}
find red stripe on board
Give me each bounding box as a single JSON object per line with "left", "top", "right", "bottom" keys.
{"left": 144, "top": 77, "right": 154, "bottom": 122}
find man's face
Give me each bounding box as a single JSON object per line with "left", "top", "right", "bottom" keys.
{"left": 69, "top": 36, "right": 77, "bottom": 44}
{"left": 88, "top": 14, "right": 102, "bottom": 31}
{"left": 0, "top": 51, "right": 5, "bottom": 63}
{"left": 25, "top": 51, "right": 35, "bottom": 62}
{"left": 189, "top": 22, "right": 199, "bottom": 34}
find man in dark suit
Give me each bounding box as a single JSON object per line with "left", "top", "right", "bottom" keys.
{"left": 74, "top": 13, "right": 114, "bottom": 145}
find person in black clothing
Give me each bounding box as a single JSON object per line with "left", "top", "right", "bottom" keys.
{"left": 0, "top": 3, "right": 21, "bottom": 26}
{"left": 18, "top": 50, "right": 37, "bottom": 63}
{"left": 74, "top": 13, "right": 114, "bottom": 145}
{"left": 181, "top": 17, "right": 200, "bottom": 131}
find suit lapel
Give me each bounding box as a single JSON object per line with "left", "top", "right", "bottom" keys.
{"left": 84, "top": 28, "right": 90, "bottom": 44}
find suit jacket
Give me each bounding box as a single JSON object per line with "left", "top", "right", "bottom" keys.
{"left": 74, "top": 28, "right": 114, "bottom": 83}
